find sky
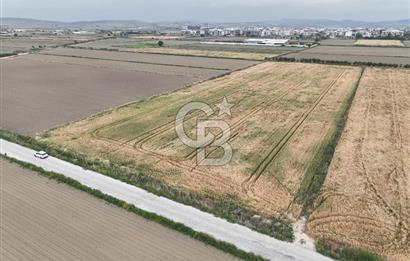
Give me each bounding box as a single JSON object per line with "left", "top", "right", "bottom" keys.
{"left": 3, "top": 0, "right": 410, "bottom": 22}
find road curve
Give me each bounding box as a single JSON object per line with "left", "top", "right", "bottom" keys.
{"left": 0, "top": 139, "right": 333, "bottom": 261}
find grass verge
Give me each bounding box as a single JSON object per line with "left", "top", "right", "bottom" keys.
{"left": 1, "top": 154, "right": 266, "bottom": 261}
{"left": 316, "top": 239, "right": 385, "bottom": 261}
{"left": 0, "top": 128, "right": 294, "bottom": 242}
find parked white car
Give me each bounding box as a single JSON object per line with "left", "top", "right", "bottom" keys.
{"left": 34, "top": 151, "right": 48, "bottom": 159}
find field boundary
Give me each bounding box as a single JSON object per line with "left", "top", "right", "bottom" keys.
{"left": 270, "top": 56, "right": 409, "bottom": 68}
{"left": 0, "top": 154, "right": 266, "bottom": 261}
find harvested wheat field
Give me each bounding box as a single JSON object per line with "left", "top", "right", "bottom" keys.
{"left": 307, "top": 68, "right": 410, "bottom": 261}
{"left": 44, "top": 62, "right": 362, "bottom": 221}
{"left": 354, "top": 39, "right": 405, "bottom": 47}
{"left": 0, "top": 159, "right": 236, "bottom": 261}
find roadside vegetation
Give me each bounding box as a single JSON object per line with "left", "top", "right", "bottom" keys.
{"left": 0, "top": 128, "right": 294, "bottom": 242}
{"left": 316, "top": 239, "right": 384, "bottom": 261}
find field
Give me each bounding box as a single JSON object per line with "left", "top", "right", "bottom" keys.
{"left": 42, "top": 47, "right": 257, "bottom": 70}
{"left": 43, "top": 62, "right": 362, "bottom": 221}
{"left": 0, "top": 35, "right": 100, "bottom": 54}
{"left": 0, "top": 159, "right": 235, "bottom": 261}
{"left": 282, "top": 45, "right": 410, "bottom": 65}
{"left": 307, "top": 68, "right": 410, "bottom": 261}
{"left": 1, "top": 51, "right": 249, "bottom": 134}
{"left": 319, "top": 39, "right": 356, "bottom": 46}
{"left": 124, "top": 47, "right": 271, "bottom": 60}
{"left": 72, "top": 37, "right": 299, "bottom": 60}
{"left": 354, "top": 39, "right": 405, "bottom": 47}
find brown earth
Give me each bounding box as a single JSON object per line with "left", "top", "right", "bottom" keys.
{"left": 1, "top": 52, "right": 243, "bottom": 134}
{"left": 0, "top": 159, "right": 236, "bottom": 261}
{"left": 307, "top": 68, "right": 410, "bottom": 261}
{"left": 45, "top": 62, "right": 362, "bottom": 221}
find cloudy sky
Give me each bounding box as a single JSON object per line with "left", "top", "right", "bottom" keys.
{"left": 3, "top": 0, "right": 409, "bottom": 22}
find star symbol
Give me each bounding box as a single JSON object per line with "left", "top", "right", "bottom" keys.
{"left": 216, "top": 97, "right": 233, "bottom": 117}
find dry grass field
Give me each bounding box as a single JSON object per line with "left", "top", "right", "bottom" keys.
{"left": 44, "top": 62, "right": 362, "bottom": 221}
{"left": 354, "top": 39, "right": 405, "bottom": 47}
{"left": 0, "top": 159, "right": 236, "bottom": 261}
{"left": 307, "top": 68, "right": 410, "bottom": 261}
{"left": 283, "top": 46, "right": 410, "bottom": 65}
{"left": 125, "top": 47, "right": 270, "bottom": 60}
{"left": 1, "top": 53, "right": 228, "bottom": 134}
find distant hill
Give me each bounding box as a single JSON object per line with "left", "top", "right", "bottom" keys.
{"left": 3, "top": 17, "right": 409, "bottom": 29}
{"left": 2, "top": 18, "right": 152, "bottom": 29}
{"left": 273, "top": 18, "right": 410, "bottom": 28}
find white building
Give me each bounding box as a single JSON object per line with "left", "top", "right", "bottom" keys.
{"left": 245, "top": 38, "right": 289, "bottom": 46}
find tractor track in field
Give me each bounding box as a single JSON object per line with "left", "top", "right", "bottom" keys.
{"left": 87, "top": 69, "right": 289, "bottom": 186}
{"left": 241, "top": 70, "right": 348, "bottom": 198}
{"left": 132, "top": 71, "right": 299, "bottom": 161}
{"left": 358, "top": 71, "right": 409, "bottom": 251}
{"left": 87, "top": 69, "right": 310, "bottom": 190}
{"left": 186, "top": 78, "right": 308, "bottom": 165}
{"left": 89, "top": 64, "right": 280, "bottom": 145}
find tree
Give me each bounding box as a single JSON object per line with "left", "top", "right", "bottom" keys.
{"left": 158, "top": 40, "right": 164, "bottom": 47}
{"left": 355, "top": 32, "right": 363, "bottom": 39}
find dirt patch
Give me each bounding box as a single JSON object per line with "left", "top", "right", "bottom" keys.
{"left": 0, "top": 159, "right": 236, "bottom": 261}
{"left": 307, "top": 68, "right": 410, "bottom": 261}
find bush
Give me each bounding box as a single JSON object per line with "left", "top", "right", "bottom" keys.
{"left": 158, "top": 40, "right": 164, "bottom": 47}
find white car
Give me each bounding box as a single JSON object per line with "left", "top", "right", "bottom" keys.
{"left": 34, "top": 151, "right": 48, "bottom": 159}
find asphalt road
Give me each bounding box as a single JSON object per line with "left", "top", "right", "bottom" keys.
{"left": 0, "top": 139, "right": 333, "bottom": 261}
